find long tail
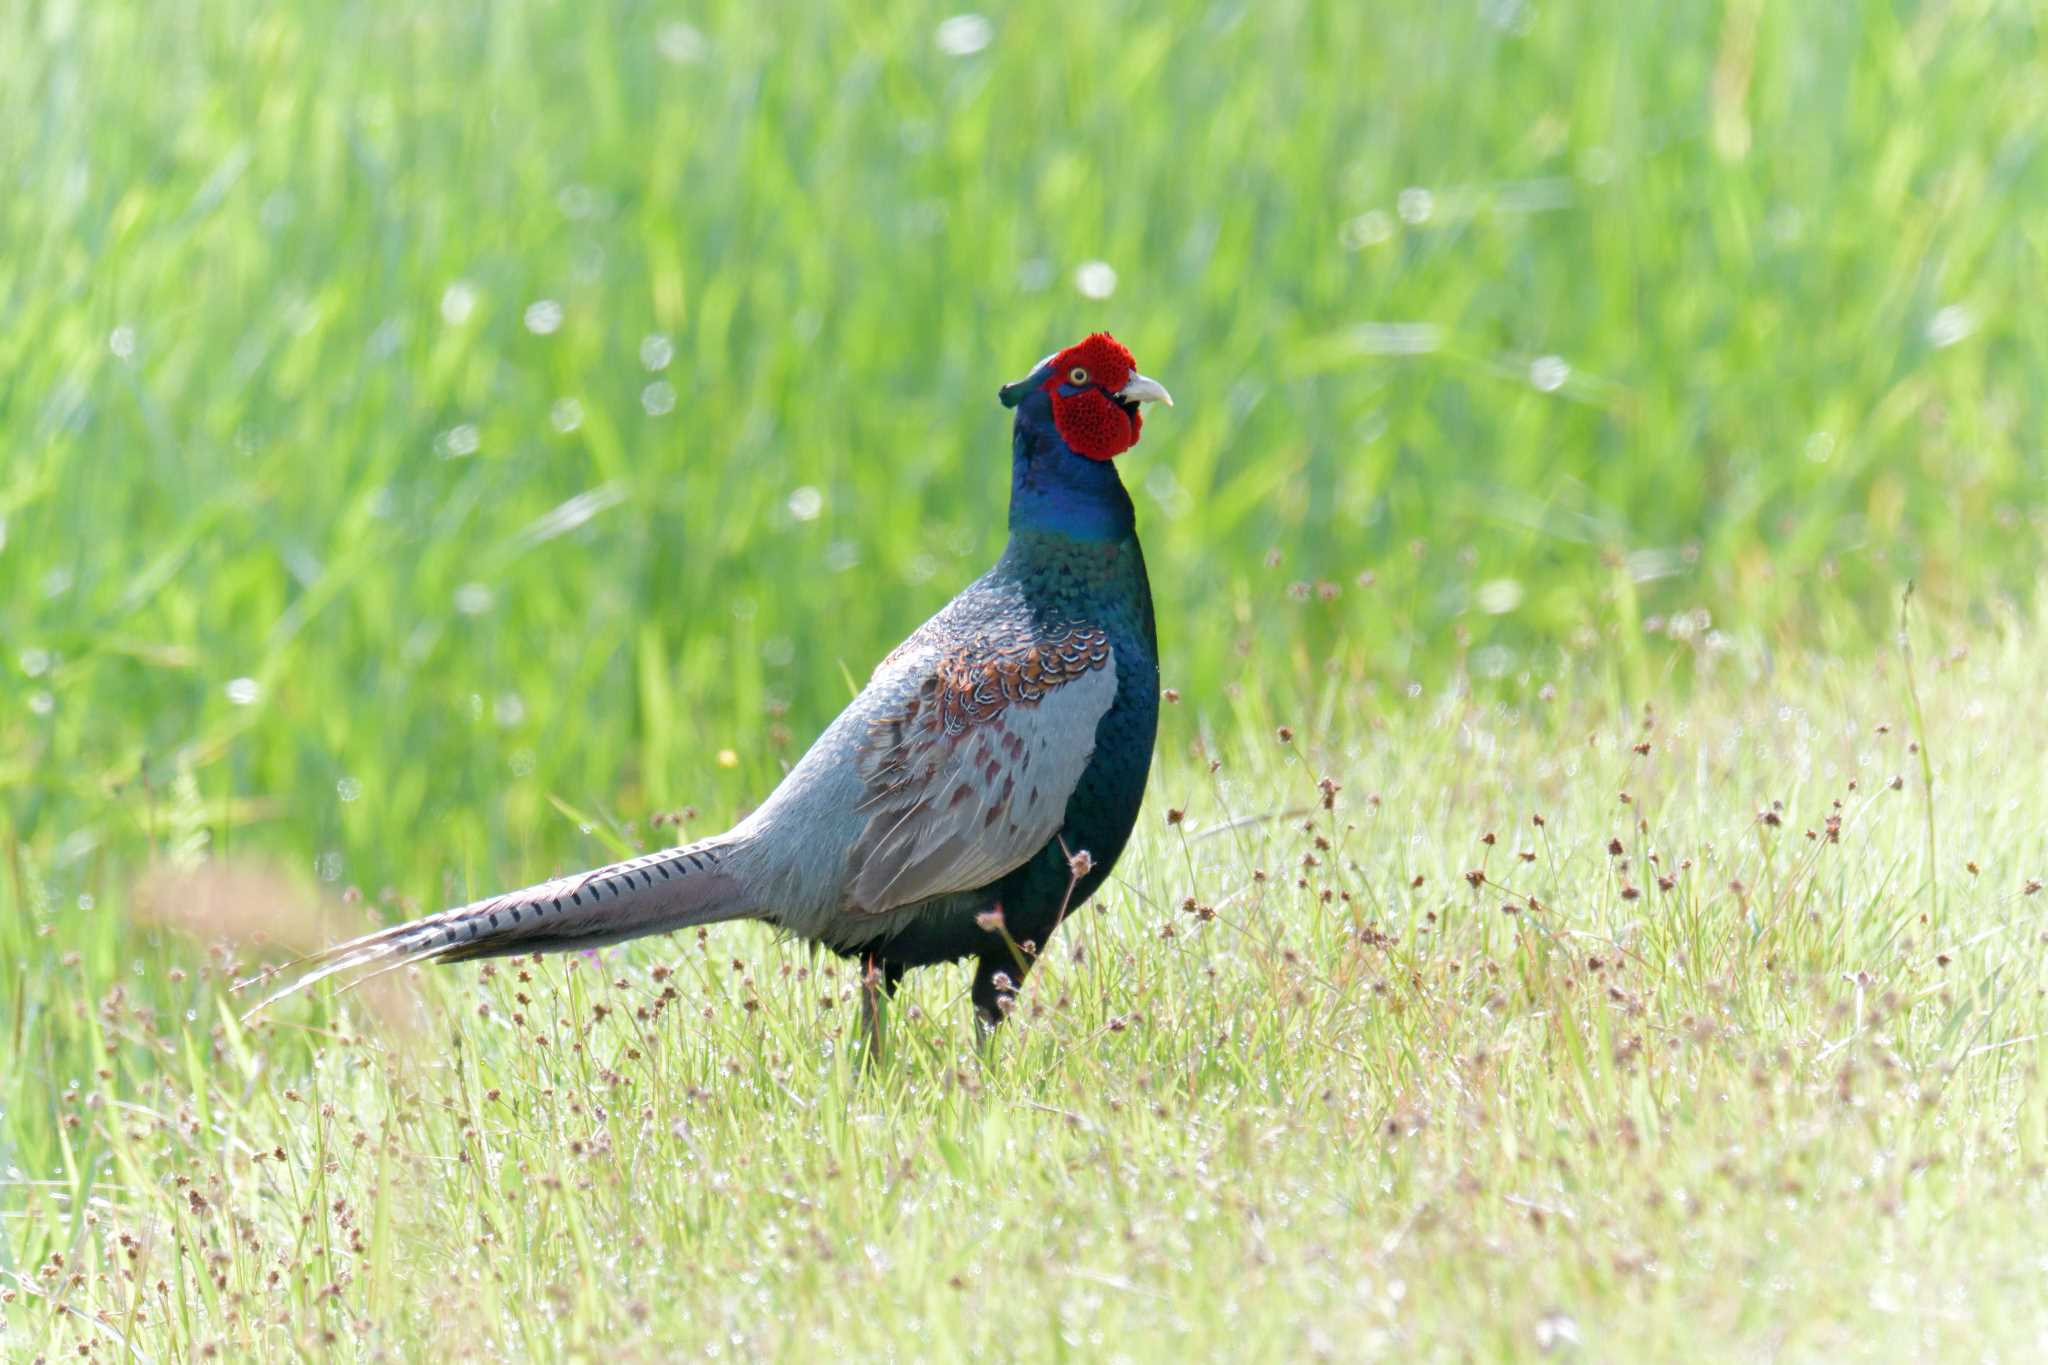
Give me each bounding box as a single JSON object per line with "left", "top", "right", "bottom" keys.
{"left": 240, "top": 835, "right": 755, "bottom": 1016}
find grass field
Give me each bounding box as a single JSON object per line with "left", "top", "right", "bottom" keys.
{"left": 10, "top": 637, "right": 2048, "bottom": 1360}
{"left": 5, "top": 0, "right": 2048, "bottom": 1358}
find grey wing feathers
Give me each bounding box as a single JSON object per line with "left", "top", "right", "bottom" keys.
{"left": 844, "top": 630, "right": 1116, "bottom": 915}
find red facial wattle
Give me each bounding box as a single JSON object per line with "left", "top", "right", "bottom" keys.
{"left": 1048, "top": 385, "right": 1143, "bottom": 461}
{"left": 1043, "top": 332, "right": 1145, "bottom": 461}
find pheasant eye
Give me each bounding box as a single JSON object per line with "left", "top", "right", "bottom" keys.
{"left": 1068, "top": 366, "right": 1090, "bottom": 385}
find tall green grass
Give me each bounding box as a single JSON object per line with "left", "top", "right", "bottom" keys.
{"left": 3, "top": 0, "right": 2044, "bottom": 889}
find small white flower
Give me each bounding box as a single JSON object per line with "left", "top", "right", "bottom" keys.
{"left": 108, "top": 325, "right": 137, "bottom": 360}
{"left": 224, "top": 677, "right": 261, "bottom": 706}
{"left": 1074, "top": 260, "right": 1118, "bottom": 300}
{"left": 640, "top": 333, "right": 674, "bottom": 371}
{"left": 1528, "top": 355, "right": 1570, "bottom": 392}
{"left": 1534, "top": 1311, "right": 1581, "bottom": 1352}
{"left": 786, "top": 486, "right": 824, "bottom": 522}
{"left": 935, "top": 14, "right": 993, "bottom": 56}
{"left": 1396, "top": 187, "right": 1434, "bottom": 224}
{"left": 642, "top": 380, "right": 677, "bottom": 416}
{"left": 1476, "top": 579, "right": 1524, "bottom": 614}
{"left": 550, "top": 397, "right": 584, "bottom": 433}
{"left": 523, "top": 299, "right": 563, "bottom": 335}
{"left": 656, "top": 21, "right": 706, "bottom": 63}
{"left": 1927, "top": 304, "right": 1974, "bottom": 349}
{"left": 440, "top": 282, "right": 477, "bottom": 325}
{"left": 436, "top": 423, "right": 481, "bottom": 458}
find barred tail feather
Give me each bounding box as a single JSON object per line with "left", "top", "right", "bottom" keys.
{"left": 241, "top": 836, "right": 755, "bottom": 1016}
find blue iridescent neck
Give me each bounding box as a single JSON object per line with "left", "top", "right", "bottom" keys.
{"left": 1006, "top": 397, "right": 1136, "bottom": 543}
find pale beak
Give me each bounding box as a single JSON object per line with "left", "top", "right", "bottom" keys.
{"left": 1117, "top": 373, "right": 1174, "bottom": 407}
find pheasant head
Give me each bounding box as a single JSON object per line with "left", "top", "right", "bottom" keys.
{"left": 999, "top": 332, "right": 1173, "bottom": 461}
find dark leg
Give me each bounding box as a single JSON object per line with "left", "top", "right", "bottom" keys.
{"left": 971, "top": 953, "right": 1032, "bottom": 1034}
{"left": 858, "top": 956, "right": 905, "bottom": 1062}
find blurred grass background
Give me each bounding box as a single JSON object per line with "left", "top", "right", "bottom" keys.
{"left": 2, "top": 0, "right": 2043, "bottom": 911}
{"left": 5, "top": 2, "right": 2048, "bottom": 1356}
